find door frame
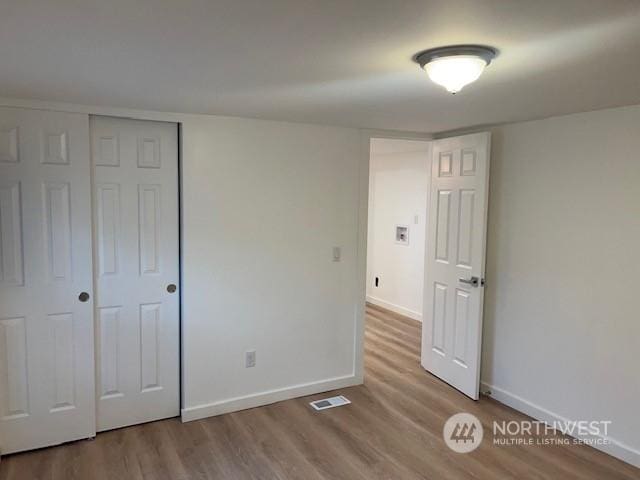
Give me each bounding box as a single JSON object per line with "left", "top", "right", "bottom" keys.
{"left": 357, "top": 130, "right": 491, "bottom": 400}
{"left": 354, "top": 130, "right": 433, "bottom": 382}
{"left": 88, "top": 114, "right": 184, "bottom": 426}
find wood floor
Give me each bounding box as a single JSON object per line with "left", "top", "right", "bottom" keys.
{"left": 1, "top": 304, "right": 638, "bottom": 480}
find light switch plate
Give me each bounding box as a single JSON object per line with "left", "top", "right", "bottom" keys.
{"left": 245, "top": 350, "right": 256, "bottom": 368}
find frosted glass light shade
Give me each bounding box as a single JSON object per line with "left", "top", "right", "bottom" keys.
{"left": 425, "top": 55, "right": 488, "bottom": 93}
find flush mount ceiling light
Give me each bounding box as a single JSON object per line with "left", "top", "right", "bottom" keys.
{"left": 414, "top": 45, "right": 497, "bottom": 94}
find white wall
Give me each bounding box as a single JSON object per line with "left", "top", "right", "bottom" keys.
{"left": 366, "top": 139, "right": 430, "bottom": 321}
{"left": 481, "top": 104, "right": 640, "bottom": 466}
{"left": 3, "top": 96, "right": 637, "bottom": 467}
{"left": 180, "top": 115, "right": 364, "bottom": 419}
{"left": 0, "top": 97, "right": 393, "bottom": 425}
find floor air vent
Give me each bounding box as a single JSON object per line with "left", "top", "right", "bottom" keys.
{"left": 310, "top": 395, "right": 351, "bottom": 411}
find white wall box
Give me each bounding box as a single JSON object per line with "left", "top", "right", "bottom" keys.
{"left": 395, "top": 225, "right": 409, "bottom": 245}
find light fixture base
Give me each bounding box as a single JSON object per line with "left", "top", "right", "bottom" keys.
{"left": 414, "top": 45, "right": 497, "bottom": 68}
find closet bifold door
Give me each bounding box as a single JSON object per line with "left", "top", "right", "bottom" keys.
{"left": 0, "top": 107, "right": 96, "bottom": 454}
{"left": 90, "top": 116, "right": 180, "bottom": 432}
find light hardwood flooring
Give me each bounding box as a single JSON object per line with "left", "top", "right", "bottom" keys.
{"left": 1, "top": 303, "right": 638, "bottom": 479}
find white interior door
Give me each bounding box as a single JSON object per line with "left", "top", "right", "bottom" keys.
{"left": 91, "top": 116, "right": 179, "bottom": 431}
{"left": 421, "top": 132, "right": 490, "bottom": 400}
{"left": 0, "top": 107, "right": 96, "bottom": 454}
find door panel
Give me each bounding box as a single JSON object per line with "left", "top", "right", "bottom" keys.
{"left": 91, "top": 116, "right": 179, "bottom": 431}
{"left": 0, "top": 106, "right": 95, "bottom": 454}
{"left": 0, "top": 181, "right": 23, "bottom": 286}
{"left": 0, "top": 316, "right": 28, "bottom": 419}
{"left": 421, "top": 132, "right": 490, "bottom": 400}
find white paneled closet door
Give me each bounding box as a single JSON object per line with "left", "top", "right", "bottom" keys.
{"left": 91, "top": 116, "right": 179, "bottom": 431}
{"left": 0, "top": 107, "right": 96, "bottom": 454}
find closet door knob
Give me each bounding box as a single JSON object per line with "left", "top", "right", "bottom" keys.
{"left": 167, "top": 284, "right": 177, "bottom": 293}
{"left": 78, "top": 292, "right": 90, "bottom": 302}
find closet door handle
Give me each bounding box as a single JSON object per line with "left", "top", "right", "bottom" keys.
{"left": 78, "top": 292, "right": 90, "bottom": 302}
{"left": 167, "top": 284, "right": 177, "bottom": 293}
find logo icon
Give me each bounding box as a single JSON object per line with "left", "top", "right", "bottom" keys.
{"left": 443, "top": 413, "right": 483, "bottom": 453}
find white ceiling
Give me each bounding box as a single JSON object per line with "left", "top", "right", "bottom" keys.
{"left": 2, "top": 0, "right": 640, "bottom": 133}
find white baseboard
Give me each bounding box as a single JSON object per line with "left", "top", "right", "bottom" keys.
{"left": 181, "top": 374, "right": 360, "bottom": 422}
{"left": 481, "top": 381, "right": 640, "bottom": 469}
{"left": 366, "top": 295, "right": 422, "bottom": 322}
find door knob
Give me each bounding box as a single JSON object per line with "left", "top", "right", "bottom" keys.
{"left": 458, "top": 276, "right": 480, "bottom": 287}
{"left": 166, "top": 284, "right": 177, "bottom": 293}
{"left": 78, "top": 292, "right": 90, "bottom": 302}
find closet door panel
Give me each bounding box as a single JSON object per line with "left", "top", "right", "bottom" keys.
{"left": 0, "top": 107, "right": 95, "bottom": 454}
{"left": 91, "top": 116, "right": 179, "bottom": 432}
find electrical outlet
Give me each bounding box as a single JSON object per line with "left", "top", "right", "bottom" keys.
{"left": 245, "top": 350, "right": 256, "bottom": 368}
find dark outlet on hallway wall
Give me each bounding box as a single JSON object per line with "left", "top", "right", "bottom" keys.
{"left": 375, "top": 276, "right": 379, "bottom": 287}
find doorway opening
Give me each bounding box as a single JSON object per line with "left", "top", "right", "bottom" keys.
{"left": 365, "top": 137, "right": 431, "bottom": 383}
{"left": 363, "top": 133, "right": 491, "bottom": 400}
{"left": 366, "top": 137, "right": 431, "bottom": 323}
